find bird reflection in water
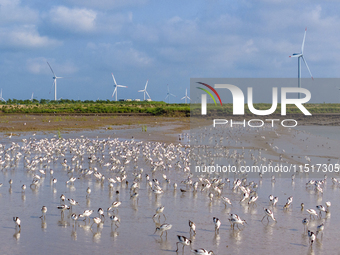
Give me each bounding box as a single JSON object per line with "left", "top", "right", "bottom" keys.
{"left": 71, "top": 229, "right": 77, "bottom": 241}
{"left": 110, "top": 229, "right": 119, "bottom": 240}
{"left": 213, "top": 232, "right": 220, "bottom": 246}
{"left": 13, "top": 230, "right": 20, "bottom": 241}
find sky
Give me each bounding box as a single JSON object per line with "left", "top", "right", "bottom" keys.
{"left": 1, "top": 0, "right": 340, "bottom": 103}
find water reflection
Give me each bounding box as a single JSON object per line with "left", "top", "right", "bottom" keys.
{"left": 41, "top": 218, "right": 47, "bottom": 231}
{"left": 13, "top": 230, "right": 20, "bottom": 241}
{"left": 71, "top": 229, "right": 77, "bottom": 241}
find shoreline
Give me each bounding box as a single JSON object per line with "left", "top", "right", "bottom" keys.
{"left": 1, "top": 112, "right": 340, "bottom": 133}
{"left": 0, "top": 114, "right": 190, "bottom": 144}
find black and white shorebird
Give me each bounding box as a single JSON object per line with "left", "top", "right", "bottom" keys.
{"left": 13, "top": 217, "right": 21, "bottom": 230}
{"left": 57, "top": 204, "right": 70, "bottom": 214}
{"left": 71, "top": 213, "right": 79, "bottom": 227}
{"left": 308, "top": 230, "right": 316, "bottom": 246}
{"left": 98, "top": 208, "right": 105, "bottom": 220}
{"left": 86, "top": 187, "right": 91, "bottom": 198}
{"left": 79, "top": 209, "right": 93, "bottom": 222}
{"left": 176, "top": 235, "right": 192, "bottom": 252}
{"left": 91, "top": 217, "right": 102, "bottom": 228}
{"left": 154, "top": 223, "right": 172, "bottom": 238}
{"left": 60, "top": 194, "right": 66, "bottom": 204}
{"left": 110, "top": 215, "right": 120, "bottom": 228}
{"left": 261, "top": 208, "right": 277, "bottom": 223}
{"left": 221, "top": 196, "right": 232, "bottom": 208}
{"left": 316, "top": 205, "right": 326, "bottom": 218}
{"left": 272, "top": 197, "right": 278, "bottom": 207}
{"left": 213, "top": 217, "right": 221, "bottom": 233}
{"left": 66, "top": 177, "right": 77, "bottom": 184}
{"left": 316, "top": 223, "right": 324, "bottom": 238}
{"left": 189, "top": 220, "right": 196, "bottom": 235}
{"left": 248, "top": 194, "right": 258, "bottom": 206}
{"left": 306, "top": 209, "right": 318, "bottom": 220}
{"left": 191, "top": 248, "right": 214, "bottom": 255}
{"left": 40, "top": 206, "right": 47, "bottom": 219}
{"left": 302, "top": 218, "right": 309, "bottom": 232}
{"left": 153, "top": 206, "right": 166, "bottom": 220}
{"left": 229, "top": 214, "right": 247, "bottom": 230}
{"left": 108, "top": 201, "right": 121, "bottom": 213}
{"left": 68, "top": 198, "right": 79, "bottom": 210}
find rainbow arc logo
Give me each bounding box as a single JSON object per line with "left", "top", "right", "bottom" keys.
{"left": 196, "top": 82, "right": 223, "bottom": 106}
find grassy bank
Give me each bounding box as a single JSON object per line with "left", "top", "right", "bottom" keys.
{"left": 0, "top": 99, "right": 190, "bottom": 116}
{"left": 0, "top": 99, "right": 340, "bottom": 115}
{"left": 190, "top": 103, "right": 340, "bottom": 115}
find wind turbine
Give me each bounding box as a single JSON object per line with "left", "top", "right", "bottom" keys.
{"left": 181, "top": 88, "right": 190, "bottom": 104}
{"left": 289, "top": 27, "right": 313, "bottom": 99}
{"left": 138, "top": 80, "right": 151, "bottom": 101}
{"left": 165, "top": 84, "right": 176, "bottom": 103}
{"left": 111, "top": 73, "right": 127, "bottom": 101}
{"left": 0, "top": 89, "right": 6, "bottom": 102}
{"left": 47, "top": 62, "right": 63, "bottom": 101}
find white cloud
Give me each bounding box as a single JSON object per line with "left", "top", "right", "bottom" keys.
{"left": 130, "top": 24, "right": 159, "bottom": 43}
{"left": 0, "top": 26, "right": 61, "bottom": 49}
{"left": 49, "top": 6, "right": 97, "bottom": 33}
{"left": 86, "top": 41, "right": 153, "bottom": 67}
{"left": 0, "top": 0, "right": 38, "bottom": 24}
{"left": 63, "top": 0, "right": 148, "bottom": 10}
{"left": 26, "top": 57, "right": 48, "bottom": 74}
{"left": 26, "top": 57, "right": 78, "bottom": 75}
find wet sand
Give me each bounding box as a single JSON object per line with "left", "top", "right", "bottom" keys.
{"left": 0, "top": 114, "right": 190, "bottom": 143}
{"left": 0, "top": 114, "right": 340, "bottom": 254}
{"left": 0, "top": 123, "right": 339, "bottom": 255}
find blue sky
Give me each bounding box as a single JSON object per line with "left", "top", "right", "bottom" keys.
{"left": 1, "top": 0, "right": 340, "bottom": 102}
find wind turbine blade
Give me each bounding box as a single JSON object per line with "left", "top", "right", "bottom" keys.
{"left": 112, "top": 87, "right": 117, "bottom": 97}
{"left": 187, "top": 96, "right": 191, "bottom": 100}
{"left": 117, "top": 85, "right": 127, "bottom": 88}
{"left": 167, "top": 84, "right": 169, "bottom": 92}
{"left": 47, "top": 62, "right": 56, "bottom": 76}
{"left": 289, "top": 54, "right": 301, "bottom": 58}
{"left": 49, "top": 81, "right": 54, "bottom": 94}
{"left": 165, "top": 94, "right": 169, "bottom": 100}
{"left": 145, "top": 80, "right": 148, "bottom": 90}
{"left": 145, "top": 91, "right": 151, "bottom": 99}
{"left": 302, "top": 56, "right": 313, "bottom": 80}
{"left": 181, "top": 96, "right": 185, "bottom": 100}
{"left": 138, "top": 90, "right": 144, "bottom": 92}
{"left": 170, "top": 93, "right": 176, "bottom": 97}
{"left": 111, "top": 73, "right": 118, "bottom": 86}
{"left": 301, "top": 27, "right": 307, "bottom": 54}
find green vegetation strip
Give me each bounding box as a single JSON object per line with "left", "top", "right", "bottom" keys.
{"left": 0, "top": 99, "right": 190, "bottom": 116}
{"left": 0, "top": 100, "right": 339, "bottom": 115}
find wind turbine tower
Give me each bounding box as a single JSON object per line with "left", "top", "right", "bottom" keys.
{"left": 47, "top": 62, "right": 63, "bottom": 101}
{"left": 181, "top": 88, "right": 190, "bottom": 104}
{"left": 0, "top": 89, "right": 6, "bottom": 102}
{"left": 289, "top": 27, "right": 313, "bottom": 99}
{"left": 138, "top": 80, "right": 151, "bottom": 101}
{"left": 111, "top": 73, "right": 127, "bottom": 101}
{"left": 165, "top": 84, "right": 176, "bottom": 103}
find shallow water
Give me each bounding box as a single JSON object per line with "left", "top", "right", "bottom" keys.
{"left": 0, "top": 126, "right": 339, "bottom": 255}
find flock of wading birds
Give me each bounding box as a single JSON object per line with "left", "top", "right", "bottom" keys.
{"left": 0, "top": 134, "right": 336, "bottom": 255}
